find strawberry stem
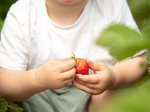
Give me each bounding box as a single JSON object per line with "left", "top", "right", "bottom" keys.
{"left": 71, "top": 54, "right": 77, "bottom": 61}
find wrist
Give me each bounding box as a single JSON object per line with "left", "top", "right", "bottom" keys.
{"left": 22, "top": 69, "right": 45, "bottom": 94}
{"left": 108, "top": 67, "right": 117, "bottom": 90}
{"left": 32, "top": 67, "right": 48, "bottom": 91}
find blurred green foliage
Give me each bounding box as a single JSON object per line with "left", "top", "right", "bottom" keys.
{"left": 128, "top": 0, "right": 150, "bottom": 28}
{"left": 96, "top": 24, "right": 150, "bottom": 60}
{"left": 0, "top": 98, "right": 23, "bottom": 112}
{"left": 0, "top": 0, "right": 16, "bottom": 29}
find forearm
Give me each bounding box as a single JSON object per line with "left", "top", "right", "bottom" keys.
{"left": 111, "top": 54, "right": 148, "bottom": 88}
{"left": 0, "top": 68, "right": 43, "bottom": 101}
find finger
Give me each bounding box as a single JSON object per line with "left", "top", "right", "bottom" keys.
{"left": 61, "top": 68, "right": 76, "bottom": 80}
{"left": 47, "top": 58, "right": 70, "bottom": 67}
{"left": 64, "top": 78, "right": 75, "bottom": 84}
{"left": 58, "top": 59, "right": 76, "bottom": 72}
{"left": 72, "top": 80, "right": 100, "bottom": 95}
{"left": 75, "top": 78, "right": 101, "bottom": 90}
{"left": 76, "top": 74, "right": 99, "bottom": 84}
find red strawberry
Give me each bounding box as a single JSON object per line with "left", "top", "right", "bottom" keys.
{"left": 76, "top": 58, "right": 89, "bottom": 75}
{"left": 72, "top": 55, "right": 89, "bottom": 75}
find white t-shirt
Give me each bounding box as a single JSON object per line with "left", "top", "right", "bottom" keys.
{"left": 0, "top": 0, "right": 138, "bottom": 71}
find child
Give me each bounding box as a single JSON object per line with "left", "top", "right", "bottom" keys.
{"left": 0, "top": 0, "right": 148, "bottom": 112}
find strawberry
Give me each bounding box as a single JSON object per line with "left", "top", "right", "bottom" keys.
{"left": 72, "top": 55, "right": 89, "bottom": 75}
{"left": 76, "top": 58, "right": 89, "bottom": 75}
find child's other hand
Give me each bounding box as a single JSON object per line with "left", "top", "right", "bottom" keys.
{"left": 73, "top": 61, "right": 115, "bottom": 95}
{"left": 34, "top": 58, "right": 76, "bottom": 90}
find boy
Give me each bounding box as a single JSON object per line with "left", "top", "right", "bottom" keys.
{"left": 0, "top": 0, "right": 148, "bottom": 112}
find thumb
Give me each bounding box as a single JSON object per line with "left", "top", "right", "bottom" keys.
{"left": 88, "top": 61, "right": 106, "bottom": 71}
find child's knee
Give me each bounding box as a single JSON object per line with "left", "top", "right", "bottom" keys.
{"left": 87, "top": 90, "right": 115, "bottom": 112}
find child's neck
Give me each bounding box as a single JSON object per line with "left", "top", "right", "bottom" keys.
{"left": 46, "top": 0, "right": 88, "bottom": 26}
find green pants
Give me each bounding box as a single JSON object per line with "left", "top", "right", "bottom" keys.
{"left": 23, "top": 85, "right": 90, "bottom": 112}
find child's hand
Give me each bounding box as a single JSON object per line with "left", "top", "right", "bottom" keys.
{"left": 73, "top": 61, "right": 116, "bottom": 95}
{"left": 34, "top": 58, "right": 76, "bottom": 90}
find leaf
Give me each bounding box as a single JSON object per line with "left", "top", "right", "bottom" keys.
{"left": 0, "top": 98, "right": 8, "bottom": 112}
{"left": 96, "top": 24, "right": 150, "bottom": 60}
{"left": 8, "top": 103, "right": 23, "bottom": 112}
{"left": 141, "top": 25, "right": 150, "bottom": 40}
{"left": 7, "top": 101, "right": 23, "bottom": 112}
{"left": 0, "top": 98, "right": 23, "bottom": 112}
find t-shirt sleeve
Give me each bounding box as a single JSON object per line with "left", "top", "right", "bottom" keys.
{"left": 0, "top": 8, "right": 28, "bottom": 71}
{"left": 115, "top": 0, "right": 138, "bottom": 30}
{"left": 96, "top": 0, "right": 139, "bottom": 30}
